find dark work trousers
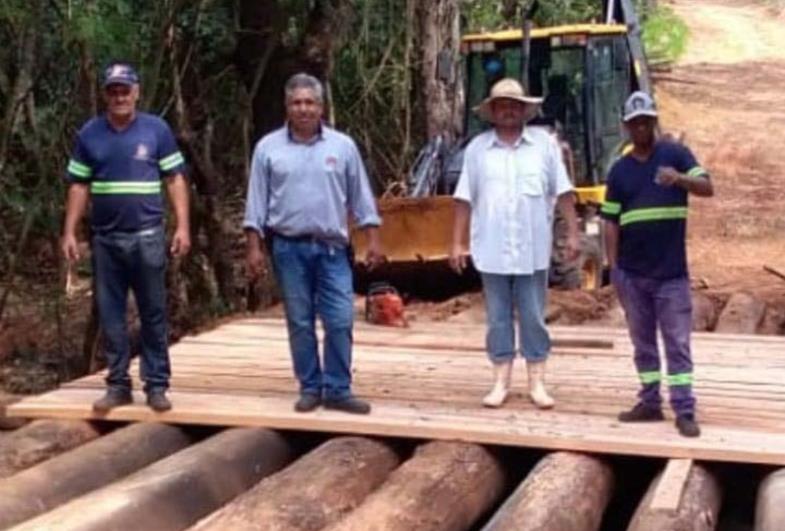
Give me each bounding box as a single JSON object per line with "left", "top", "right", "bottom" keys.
{"left": 612, "top": 267, "right": 696, "bottom": 416}
{"left": 92, "top": 225, "right": 171, "bottom": 394}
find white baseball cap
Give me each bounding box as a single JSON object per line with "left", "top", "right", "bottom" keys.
{"left": 623, "top": 91, "right": 658, "bottom": 122}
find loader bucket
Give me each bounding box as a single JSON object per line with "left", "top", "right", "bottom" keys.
{"left": 351, "top": 196, "right": 479, "bottom": 299}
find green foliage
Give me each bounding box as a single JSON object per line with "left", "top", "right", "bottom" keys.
{"left": 332, "top": 0, "right": 419, "bottom": 187}
{"left": 0, "top": 0, "right": 247, "bottom": 341}
{"left": 641, "top": 5, "right": 688, "bottom": 64}
{"left": 462, "top": 0, "right": 603, "bottom": 33}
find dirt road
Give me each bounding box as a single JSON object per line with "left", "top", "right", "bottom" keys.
{"left": 658, "top": 0, "right": 785, "bottom": 306}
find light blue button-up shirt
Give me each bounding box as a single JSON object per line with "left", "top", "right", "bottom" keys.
{"left": 243, "top": 125, "right": 381, "bottom": 245}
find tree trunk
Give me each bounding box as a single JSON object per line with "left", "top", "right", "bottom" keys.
{"left": 416, "top": 0, "right": 461, "bottom": 144}
{"left": 237, "top": 0, "right": 288, "bottom": 139}
{"left": 755, "top": 468, "right": 785, "bottom": 531}
{"left": 484, "top": 452, "right": 614, "bottom": 531}
{"left": 166, "top": 22, "right": 238, "bottom": 324}
{"left": 0, "top": 420, "right": 100, "bottom": 479}
{"left": 237, "top": 0, "right": 353, "bottom": 139}
{"left": 0, "top": 423, "right": 190, "bottom": 528}
{"left": 193, "top": 436, "right": 400, "bottom": 531}
{"left": 0, "top": 19, "right": 36, "bottom": 176}
{"left": 14, "top": 428, "right": 293, "bottom": 531}
{"left": 328, "top": 441, "right": 506, "bottom": 531}
{"left": 0, "top": 394, "right": 26, "bottom": 430}
{"left": 628, "top": 462, "right": 722, "bottom": 531}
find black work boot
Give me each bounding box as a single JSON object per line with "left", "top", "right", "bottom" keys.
{"left": 146, "top": 390, "right": 172, "bottom": 412}
{"left": 618, "top": 402, "right": 665, "bottom": 422}
{"left": 324, "top": 396, "right": 371, "bottom": 415}
{"left": 93, "top": 389, "right": 133, "bottom": 413}
{"left": 675, "top": 414, "right": 701, "bottom": 437}
{"left": 294, "top": 393, "right": 322, "bottom": 413}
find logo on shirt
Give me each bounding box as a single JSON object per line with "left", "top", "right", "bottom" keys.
{"left": 324, "top": 155, "right": 338, "bottom": 170}
{"left": 134, "top": 143, "right": 151, "bottom": 161}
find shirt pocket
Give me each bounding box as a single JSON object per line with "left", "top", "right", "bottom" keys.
{"left": 514, "top": 152, "right": 547, "bottom": 197}
{"left": 517, "top": 171, "right": 545, "bottom": 197}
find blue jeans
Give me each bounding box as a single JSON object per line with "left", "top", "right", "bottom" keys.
{"left": 612, "top": 267, "right": 695, "bottom": 416}
{"left": 270, "top": 235, "right": 354, "bottom": 401}
{"left": 92, "top": 225, "right": 170, "bottom": 394}
{"left": 481, "top": 270, "right": 550, "bottom": 364}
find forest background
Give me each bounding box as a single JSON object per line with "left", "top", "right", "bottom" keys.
{"left": 0, "top": 0, "right": 673, "bottom": 391}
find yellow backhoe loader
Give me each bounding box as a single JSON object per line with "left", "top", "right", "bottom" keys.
{"left": 352, "top": 0, "right": 652, "bottom": 297}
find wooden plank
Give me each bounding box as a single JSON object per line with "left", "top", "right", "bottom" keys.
{"left": 10, "top": 389, "right": 785, "bottom": 465}
{"left": 629, "top": 463, "right": 722, "bottom": 531}
{"left": 649, "top": 459, "right": 693, "bottom": 511}
{"left": 8, "top": 317, "right": 785, "bottom": 467}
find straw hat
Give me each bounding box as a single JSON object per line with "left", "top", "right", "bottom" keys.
{"left": 474, "top": 78, "right": 543, "bottom": 123}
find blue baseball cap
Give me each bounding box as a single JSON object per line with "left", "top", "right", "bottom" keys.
{"left": 102, "top": 63, "right": 139, "bottom": 87}
{"left": 623, "top": 91, "right": 657, "bottom": 122}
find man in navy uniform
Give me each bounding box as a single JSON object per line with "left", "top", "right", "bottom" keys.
{"left": 602, "top": 91, "right": 713, "bottom": 437}
{"left": 62, "top": 62, "right": 190, "bottom": 412}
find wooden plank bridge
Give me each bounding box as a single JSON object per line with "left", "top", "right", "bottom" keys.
{"left": 9, "top": 317, "right": 785, "bottom": 465}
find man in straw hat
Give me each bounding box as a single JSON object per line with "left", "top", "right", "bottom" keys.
{"left": 449, "top": 78, "right": 579, "bottom": 409}
{"left": 601, "top": 91, "right": 712, "bottom": 437}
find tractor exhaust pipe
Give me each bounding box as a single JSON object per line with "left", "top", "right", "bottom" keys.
{"left": 519, "top": 0, "right": 539, "bottom": 92}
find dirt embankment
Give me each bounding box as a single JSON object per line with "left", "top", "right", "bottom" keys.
{"left": 655, "top": 0, "right": 785, "bottom": 333}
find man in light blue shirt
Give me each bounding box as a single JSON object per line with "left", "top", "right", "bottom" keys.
{"left": 244, "top": 73, "right": 382, "bottom": 414}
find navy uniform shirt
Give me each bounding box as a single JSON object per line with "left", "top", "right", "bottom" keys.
{"left": 66, "top": 112, "right": 186, "bottom": 233}
{"left": 600, "top": 141, "right": 709, "bottom": 279}
{"left": 243, "top": 125, "right": 381, "bottom": 246}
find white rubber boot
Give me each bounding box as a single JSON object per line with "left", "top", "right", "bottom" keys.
{"left": 482, "top": 361, "right": 513, "bottom": 408}
{"left": 527, "top": 360, "right": 555, "bottom": 409}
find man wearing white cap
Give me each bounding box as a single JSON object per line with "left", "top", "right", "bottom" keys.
{"left": 449, "top": 78, "right": 579, "bottom": 409}
{"left": 601, "top": 91, "right": 713, "bottom": 437}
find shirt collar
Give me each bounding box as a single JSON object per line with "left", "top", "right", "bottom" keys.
{"left": 286, "top": 122, "right": 325, "bottom": 145}
{"left": 103, "top": 112, "right": 139, "bottom": 134}
{"left": 487, "top": 128, "right": 533, "bottom": 149}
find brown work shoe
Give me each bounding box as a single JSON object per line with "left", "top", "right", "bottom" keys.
{"left": 675, "top": 415, "right": 701, "bottom": 438}
{"left": 294, "top": 393, "right": 322, "bottom": 413}
{"left": 618, "top": 402, "right": 665, "bottom": 422}
{"left": 324, "top": 397, "right": 371, "bottom": 415}
{"left": 93, "top": 389, "right": 133, "bottom": 413}
{"left": 146, "top": 391, "right": 172, "bottom": 412}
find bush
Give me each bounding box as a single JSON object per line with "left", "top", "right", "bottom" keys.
{"left": 642, "top": 5, "right": 689, "bottom": 64}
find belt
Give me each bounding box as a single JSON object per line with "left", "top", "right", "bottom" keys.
{"left": 95, "top": 224, "right": 163, "bottom": 237}
{"left": 266, "top": 229, "right": 347, "bottom": 249}
{"left": 270, "top": 231, "right": 321, "bottom": 243}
